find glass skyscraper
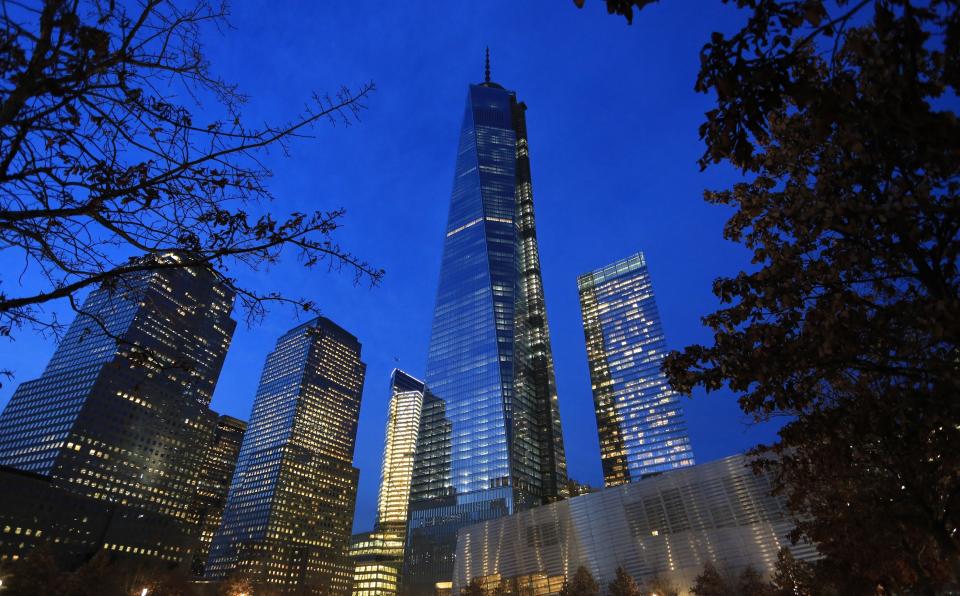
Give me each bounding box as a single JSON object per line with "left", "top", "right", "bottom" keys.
{"left": 577, "top": 252, "right": 695, "bottom": 486}
{"left": 377, "top": 370, "right": 425, "bottom": 537}
{"left": 205, "top": 317, "right": 365, "bottom": 595}
{"left": 403, "top": 65, "right": 568, "bottom": 594}
{"left": 190, "top": 413, "right": 247, "bottom": 576}
{"left": 350, "top": 369, "right": 425, "bottom": 596}
{"left": 0, "top": 256, "right": 236, "bottom": 563}
{"left": 350, "top": 531, "right": 406, "bottom": 596}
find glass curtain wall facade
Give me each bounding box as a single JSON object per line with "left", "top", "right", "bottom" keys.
{"left": 403, "top": 75, "right": 567, "bottom": 594}
{"left": 377, "top": 370, "right": 425, "bottom": 537}
{"left": 452, "top": 454, "right": 820, "bottom": 595}
{"left": 190, "top": 414, "right": 247, "bottom": 575}
{"left": 350, "top": 370, "right": 425, "bottom": 596}
{"left": 0, "top": 256, "right": 236, "bottom": 563}
{"left": 350, "top": 531, "right": 406, "bottom": 596}
{"left": 205, "top": 317, "right": 365, "bottom": 595}
{"left": 577, "top": 253, "right": 695, "bottom": 486}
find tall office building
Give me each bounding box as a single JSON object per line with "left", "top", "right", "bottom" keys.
{"left": 205, "top": 317, "right": 366, "bottom": 595}
{"left": 190, "top": 414, "right": 247, "bottom": 575}
{"left": 351, "top": 370, "right": 425, "bottom": 595}
{"left": 577, "top": 252, "right": 695, "bottom": 486}
{"left": 377, "top": 370, "right": 425, "bottom": 537}
{"left": 0, "top": 256, "right": 236, "bottom": 562}
{"left": 403, "top": 57, "right": 568, "bottom": 594}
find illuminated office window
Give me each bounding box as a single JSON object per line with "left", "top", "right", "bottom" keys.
{"left": 0, "top": 256, "right": 237, "bottom": 563}
{"left": 404, "top": 71, "right": 568, "bottom": 594}
{"left": 577, "top": 252, "right": 695, "bottom": 486}
{"left": 205, "top": 317, "right": 365, "bottom": 596}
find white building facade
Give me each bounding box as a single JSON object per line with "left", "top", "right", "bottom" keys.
{"left": 453, "top": 455, "right": 818, "bottom": 595}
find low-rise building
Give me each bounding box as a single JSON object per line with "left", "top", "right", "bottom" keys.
{"left": 0, "top": 466, "right": 197, "bottom": 567}
{"left": 350, "top": 531, "right": 405, "bottom": 595}
{"left": 453, "top": 455, "right": 818, "bottom": 595}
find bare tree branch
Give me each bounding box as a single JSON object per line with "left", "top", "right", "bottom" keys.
{"left": 0, "top": 0, "right": 382, "bottom": 352}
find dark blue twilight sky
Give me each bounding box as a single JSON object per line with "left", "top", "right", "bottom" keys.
{"left": 0, "top": 1, "right": 783, "bottom": 532}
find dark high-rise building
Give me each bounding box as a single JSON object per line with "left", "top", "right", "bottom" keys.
{"left": 205, "top": 317, "right": 366, "bottom": 595}
{"left": 403, "top": 57, "right": 568, "bottom": 594}
{"left": 0, "top": 464, "right": 205, "bottom": 566}
{"left": 0, "top": 256, "right": 236, "bottom": 563}
{"left": 190, "top": 414, "right": 247, "bottom": 576}
{"left": 577, "top": 252, "right": 695, "bottom": 486}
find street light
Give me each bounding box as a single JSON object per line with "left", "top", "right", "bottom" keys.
{"left": 140, "top": 589, "right": 148, "bottom": 596}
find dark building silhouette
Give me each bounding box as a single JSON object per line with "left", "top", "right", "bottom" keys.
{"left": 403, "top": 57, "right": 568, "bottom": 594}
{"left": 190, "top": 414, "right": 247, "bottom": 576}
{"left": 0, "top": 465, "right": 206, "bottom": 567}
{"left": 205, "top": 317, "right": 365, "bottom": 595}
{"left": 0, "top": 256, "right": 236, "bottom": 564}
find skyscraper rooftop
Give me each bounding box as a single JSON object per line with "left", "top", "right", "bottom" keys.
{"left": 578, "top": 251, "right": 695, "bottom": 485}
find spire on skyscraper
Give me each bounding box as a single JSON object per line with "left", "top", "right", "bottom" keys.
{"left": 404, "top": 73, "right": 568, "bottom": 593}
{"left": 485, "top": 46, "right": 490, "bottom": 83}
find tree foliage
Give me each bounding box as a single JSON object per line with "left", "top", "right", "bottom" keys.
{"left": 218, "top": 575, "right": 255, "bottom": 596}
{"left": 689, "top": 558, "right": 835, "bottom": 596}
{"left": 580, "top": 0, "right": 960, "bottom": 591}
{"left": 0, "top": 0, "right": 380, "bottom": 373}
{"left": 643, "top": 573, "right": 679, "bottom": 596}
{"left": 690, "top": 561, "right": 733, "bottom": 596}
{"left": 737, "top": 566, "right": 774, "bottom": 596}
{"left": 0, "top": 545, "right": 67, "bottom": 595}
{"left": 0, "top": 548, "right": 202, "bottom": 596}
{"left": 572, "top": 0, "right": 658, "bottom": 24}
{"left": 769, "top": 548, "right": 816, "bottom": 596}
{"left": 559, "top": 566, "right": 600, "bottom": 596}
{"left": 607, "top": 566, "right": 642, "bottom": 596}
{"left": 462, "top": 577, "right": 487, "bottom": 596}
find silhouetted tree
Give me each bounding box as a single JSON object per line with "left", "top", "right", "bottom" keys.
{"left": 559, "top": 566, "right": 600, "bottom": 596}
{"left": 690, "top": 561, "right": 733, "bottom": 596}
{"left": 0, "top": 545, "right": 68, "bottom": 595}
{"left": 510, "top": 577, "right": 536, "bottom": 596}
{"left": 0, "top": 0, "right": 379, "bottom": 379}
{"left": 770, "top": 548, "right": 816, "bottom": 596}
{"left": 644, "top": 573, "right": 679, "bottom": 596}
{"left": 109, "top": 559, "right": 199, "bottom": 596}
{"left": 0, "top": 548, "right": 212, "bottom": 596}
{"left": 571, "top": 0, "right": 656, "bottom": 24}
{"left": 462, "top": 577, "right": 486, "bottom": 596}
{"left": 576, "top": 0, "right": 960, "bottom": 591}
{"left": 61, "top": 551, "right": 118, "bottom": 596}
{"left": 737, "top": 566, "right": 773, "bottom": 596}
{"left": 607, "top": 566, "right": 642, "bottom": 596}
{"left": 218, "top": 574, "right": 255, "bottom": 596}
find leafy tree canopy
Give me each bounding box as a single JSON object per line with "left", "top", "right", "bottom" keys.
{"left": 577, "top": 0, "right": 959, "bottom": 590}
{"left": 607, "top": 566, "right": 642, "bottom": 596}
{"left": 560, "top": 566, "right": 600, "bottom": 596}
